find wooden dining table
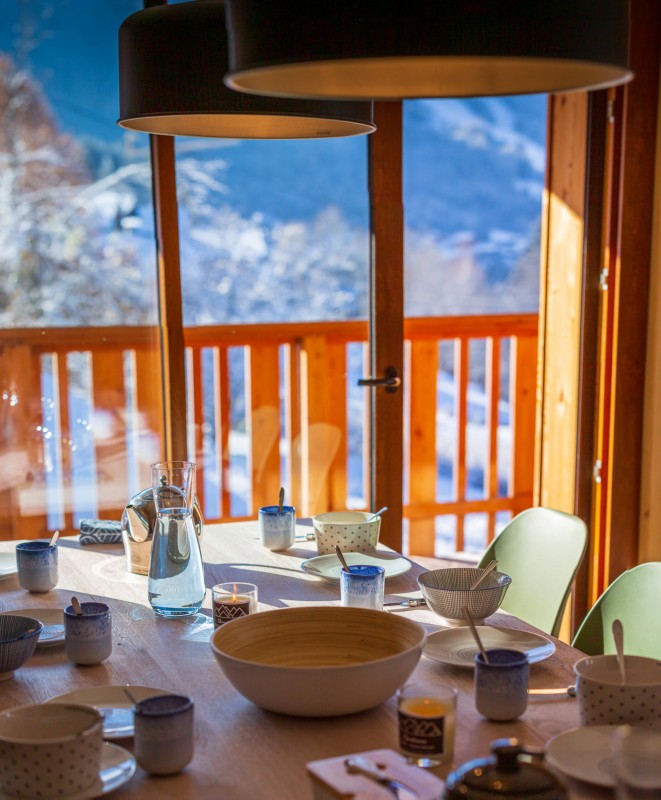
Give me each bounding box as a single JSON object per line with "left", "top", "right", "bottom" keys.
{"left": 0, "top": 520, "right": 611, "bottom": 799}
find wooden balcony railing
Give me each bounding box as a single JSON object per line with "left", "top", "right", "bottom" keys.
{"left": 0, "top": 314, "right": 537, "bottom": 555}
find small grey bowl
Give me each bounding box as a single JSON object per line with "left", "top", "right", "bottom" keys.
{"left": 418, "top": 568, "right": 512, "bottom": 625}
{"left": 0, "top": 615, "right": 43, "bottom": 681}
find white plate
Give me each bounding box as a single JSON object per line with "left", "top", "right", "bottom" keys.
{"left": 545, "top": 725, "right": 619, "bottom": 787}
{"left": 301, "top": 552, "right": 412, "bottom": 582}
{"left": 0, "top": 553, "right": 16, "bottom": 579}
{"left": 0, "top": 742, "right": 135, "bottom": 799}
{"left": 423, "top": 625, "right": 556, "bottom": 668}
{"left": 0, "top": 607, "right": 65, "bottom": 647}
{"left": 47, "top": 685, "right": 171, "bottom": 739}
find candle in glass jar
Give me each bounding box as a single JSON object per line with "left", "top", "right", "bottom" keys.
{"left": 212, "top": 582, "right": 258, "bottom": 628}
{"left": 397, "top": 684, "right": 458, "bottom": 767}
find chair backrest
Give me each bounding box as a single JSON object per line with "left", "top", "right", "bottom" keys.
{"left": 478, "top": 507, "right": 588, "bottom": 637}
{"left": 571, "top": 562, "right": 661, "bottom": 657}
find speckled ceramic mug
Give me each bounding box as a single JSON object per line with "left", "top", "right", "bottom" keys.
{"left": 475, "top": 648, "right": 529, "bottom": 721}
{"left": 134, "top": 694, "right": 194, "bottom": 775}
{"left": 16, "top": 540, "right": 58, "bottom": 592}
{"left": 64, "top": 602, "right": 112, "bottom": 665}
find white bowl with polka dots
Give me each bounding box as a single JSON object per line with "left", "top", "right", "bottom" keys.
{"left": 574, "top": 655, "right": 661, "bottom": 727}
{"left": 312, "top": 511, "right": 381, "bottom": 555}
{"left": 0, "top": 702, "right": 103, "bottom": 797}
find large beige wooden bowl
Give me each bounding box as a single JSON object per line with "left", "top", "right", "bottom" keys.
{"left": 210, "top": 606, "right": 426, "bottom": 717}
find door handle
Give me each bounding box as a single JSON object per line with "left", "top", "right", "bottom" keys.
{"left": 357, "top": 366, "right": 401, "bottom": 393}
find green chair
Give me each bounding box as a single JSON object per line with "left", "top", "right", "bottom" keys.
{"left": 477, "top": 507, "right": 588, "bottom": 638}
{"left": 572, "top": 562, "right": 661, "bottom": 657}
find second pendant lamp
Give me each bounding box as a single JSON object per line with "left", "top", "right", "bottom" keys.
{"left": 224, "top": 0, "right": 633, "bottom": 100}
{"left": 117, "top": 0, "right": 374, "bottom": 139}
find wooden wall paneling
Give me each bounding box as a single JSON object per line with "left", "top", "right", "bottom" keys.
{"left": 368, "top": 101, "right": 404, "bottom": 550}
{"left": 91, "top": 350, "right": 129, "bottom": 520}
{"left": 455, "top": 338, "right": 469, "bottom": 552}
{"left": 150, "top": 135, "right": 187, "bottom": 462}
{"left": 608, "top": 0, "right": 661, "bottom": 582}
{"left": 574, "top": 90, "right": 611, "bottom": 615}
{"left": 247, "top": 344, "right": 281, "bottom": 513}
{"left": 408, "top": 339, "right": 439, "bottom": 556}
{"left": 536, "top": 92, "right": 588, "bottom": 514}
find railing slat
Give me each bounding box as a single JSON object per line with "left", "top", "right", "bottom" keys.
{"left": 408, "top": 340, "right": 439, "bottom": 556}
{"left": 486, "top": 337, "right": 501, "bottom": 542}
{"left": 134, "top": 347, "right": 165, "bottom": 489}
{"left": 327, "top": 342, "right": 348, "bottom": 510}
{"left": 513, "top": 335, "right": 538, "bottom": 515}
{"left": 190, "top": 347, "right": 205, "bottom": 511}
{"left": 455, "top": 339, "right": 469, "bottom": 551}
{"left": 214, "top": 346, "right": 231, "bottom": 519}
{"left": 248, "top": 343, "right": 281, "bottom": 513}
{"left": 56, "top": 352, "right": 74, "bottom": 533}
{"left": 285, "top": 343, "right": 302, "bottom": 512}
{"left": 91, "top": 350, "right": 129, "bottom": 520}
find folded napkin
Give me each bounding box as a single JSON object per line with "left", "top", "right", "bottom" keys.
{"left": 79, "top": 519, "right": 123, "bottom": 545}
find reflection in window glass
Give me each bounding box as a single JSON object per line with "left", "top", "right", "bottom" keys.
{"left": 404, "top": 97, "right": 545, "bottom": 317}
{"left": 176, "top": 137, "right": 369, "bottom": 519}
{"left": 0, "top": 1, "right": 161, "bottom": 536}
{"left": 404, "top": 97, "right": 546, "bottom": 555}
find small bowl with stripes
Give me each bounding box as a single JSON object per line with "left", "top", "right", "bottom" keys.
{"left": 418, "top": 568, "right": 511, "bottom": 626}
{"left": 0, "top": 615, "right": 43, "bottom": 681}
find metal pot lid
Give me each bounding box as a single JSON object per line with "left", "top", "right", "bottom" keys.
{"left": 445, "top": 739, "right": 568, "bottom": 798}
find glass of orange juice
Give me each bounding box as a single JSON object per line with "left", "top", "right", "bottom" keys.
{"left": 397, "top": 683, "right": 458, "bottom": 767}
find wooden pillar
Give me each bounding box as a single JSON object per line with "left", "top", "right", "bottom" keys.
{"left": 368, "top": 101, "right": 404, "bottom": 550}
{"left": 150, "top": 135, "right": 187, "bottom": 463}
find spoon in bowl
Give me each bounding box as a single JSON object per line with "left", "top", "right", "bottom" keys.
{"left": 365, "top": 506, "right": 388, "bottom": 523}
{"left": 470, "top": 559, "right": 498, "bottom": 590}
{"left": 49, "top": 530, "right": 59, "bottom": 548}
{"left": 612, "top": 618, "right": 626, "bottom": 684}
{"left": 71, "top": 596, "right": 84, "bottom": 616}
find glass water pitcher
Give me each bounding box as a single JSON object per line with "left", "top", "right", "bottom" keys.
{"left": 148, "top": 461, "right": 205, "bottom": 617}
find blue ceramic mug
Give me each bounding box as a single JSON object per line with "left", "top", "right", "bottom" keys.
{"left": 475, "top": 648, "right": 529, "bottom": 721}
{"left": 340, "top": 564, "right": 385, "bottom": 610}
{"left": 15, "top": 541, "right": 58, "bottom": 592}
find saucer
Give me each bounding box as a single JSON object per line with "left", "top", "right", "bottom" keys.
{"left": 545, "top": 725, "right": 619, "bottom": 787}
{"left": 423, "top": 626, "right": 556, "bottom": 668}
{"left": 0, "top": 553, "right": 16, "bottom": 580}
{"left": 0, "top": 608, "right": 64, "bottom": 647}
{"left": 0, "top": 742, "right": 136, "bottom": 799}
{"left": 301, "top": 552, "right": 412, "bottom": 582}
{"left": 47, "top": 685, "right": 170, "bottom": 739}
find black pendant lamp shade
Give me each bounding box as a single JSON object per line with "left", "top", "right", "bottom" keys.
{"left": 117, "top": 1, "right": 374, "bottom": 139}
{"left": 224, "top": 0, "right": 633, "bottom": 100}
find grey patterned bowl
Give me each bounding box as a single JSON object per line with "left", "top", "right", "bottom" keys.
{"left": 418, "top": 567, "right": 512, "bottom": 625}
{"left": 0, "top": 615, "right": 43, "bottom": 681}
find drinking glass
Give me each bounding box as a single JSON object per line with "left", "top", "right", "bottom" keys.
{"left": 613, "top": 726, "right": 661, "bottom": 799}
{"left": 148, "top": 461, "right": 205, "bottom": 618}
{"left": 397, "top": 682, "right": 458, "bottom": 767}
